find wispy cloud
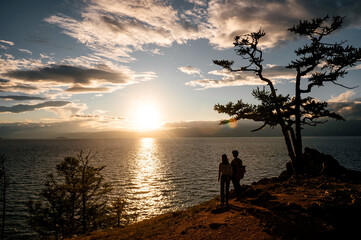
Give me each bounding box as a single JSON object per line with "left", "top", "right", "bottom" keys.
{"left": 0, "top": 95, "right": 45, "bottom": 101}
{"left": 18, "top": 48, "right": 32, "bottom": 55}
{"left": 0, "top": 101, "right": 70, "bottom": 113}
{"left": 186, "top": 65, "right": 294, "bottom": 89}
{"left": 47, "top": 102, "right": 87, "bottom": 117}
{"left": 178, "top": 66, "right": 202, "bottom": 76}
{"left": 0, "top": 83, "right": 40, "bottom": 94}
{"left": 0, "top": 40, "right": 14, "bottom": 46}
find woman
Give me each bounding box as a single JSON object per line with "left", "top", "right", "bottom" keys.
{"left": 218, "top": 154, "right": 232, "bottom": 206}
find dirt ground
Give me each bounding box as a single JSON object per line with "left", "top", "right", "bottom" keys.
{"left": 73, "top": 173, "right": 361, "bottom": 240}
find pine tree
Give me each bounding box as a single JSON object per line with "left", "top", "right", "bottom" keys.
{"left": 214, "top": 16, "right": 361, "bottom": 174}
{"left": 27, "top": 151, "right": 112, "bottom": 238}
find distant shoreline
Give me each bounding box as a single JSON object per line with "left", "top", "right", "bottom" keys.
{"left": 1, "top": 135, "right": 361, "bottom": 140}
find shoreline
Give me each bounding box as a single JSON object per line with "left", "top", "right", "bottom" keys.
{"left": 72, "top": 171, "right": 361, "bottom": 240}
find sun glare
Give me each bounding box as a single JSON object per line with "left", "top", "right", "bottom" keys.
{"left": 135, "top": 104, "right": 162, "bottom": 130}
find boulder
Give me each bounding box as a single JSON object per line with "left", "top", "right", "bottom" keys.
{"left": 302, "top": 147, "right": 346, "bottom": 177}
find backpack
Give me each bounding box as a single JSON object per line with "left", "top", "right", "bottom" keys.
{"left": 234, "top": 160, "right": 246, "bottom": 180}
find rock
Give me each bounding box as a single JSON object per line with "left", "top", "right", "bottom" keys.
{"left": 251, "top": 191, "right": 276, "bottom": 205}
{"left": 209, "top": 223, "right": 227, "bottom": 230}
{"left": 282, "top": 148, "right": 349, "bottom": 178}
{"left": 286, "top": 202, "right": 304, "bottom": 211}
{"left": 303, "top": 147, "right": 346, "bottom": 177}
{"left": 243, "top": 187, "right": 262, "bottom": 198}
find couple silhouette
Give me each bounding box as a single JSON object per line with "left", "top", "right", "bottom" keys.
{"left": 217, "top": 150, "right": 246, "bottom": 206}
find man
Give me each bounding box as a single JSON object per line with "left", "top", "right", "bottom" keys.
{"left": 231, "top": 150, "right": 243, "bottom": 200}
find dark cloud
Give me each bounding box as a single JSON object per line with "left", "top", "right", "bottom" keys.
{"left": 0, "top": 78, "right": 10, "bottom": 83}
{"left": 5, "top": 64, "right": 131, "bottom": 85}
{"left": 65, "top": 85, "right": 111, "bottom": 93}
{"left": 208, "top": 0, "right": 361, "bottom": 49}
{"left": 328, "top": 98, "right": 361, "bottom": 120}
{"left": 0, "top": 101, "right": 70, "bottom": 113}
{"left": 0, "top": 84, "right": 39, "bottom": 93}
{"left": 0, "top": 95, "right": 46, "bottom": 101}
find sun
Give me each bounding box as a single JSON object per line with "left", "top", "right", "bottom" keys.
{"left": 135, "top": 104, "right": 162, "bottom": 130}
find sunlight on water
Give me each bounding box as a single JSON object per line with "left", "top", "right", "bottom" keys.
{"left": 129, "top": 138, "right": 172, "bottom": 220}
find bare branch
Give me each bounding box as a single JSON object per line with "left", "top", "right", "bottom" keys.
{"left": 251, "top": 123, "right": 267, "bottom": 132}
{"left": 331, "top": 81, "right": 358, "bottom": 89}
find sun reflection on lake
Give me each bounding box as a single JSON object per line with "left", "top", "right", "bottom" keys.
{"left": 128, "top": 138, "right": 173, "bottom": 220}
{"left": 136, "top": 138, "right": 158, "bottom": 181}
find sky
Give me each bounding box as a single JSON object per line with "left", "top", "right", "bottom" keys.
{"left": 0, "top": 0, "right": 361, "bottom": 138}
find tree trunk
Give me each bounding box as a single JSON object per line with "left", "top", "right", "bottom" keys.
{"left": 261, "top": 75, "right": 297, "bottom": 167}
{"left": 293, "top": 72, "right": 304, "bottom": 174}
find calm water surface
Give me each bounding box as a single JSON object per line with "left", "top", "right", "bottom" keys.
{"left": 1, "top": 137, "right": 360, "bottom": 239}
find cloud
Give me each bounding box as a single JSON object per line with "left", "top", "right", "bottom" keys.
{"left": 207, "top": 0, "right": 361, "bottom": 49}
{"left": 70, "top": 113, "right": 125, "bottom": 120}
{"left": 262, "top": 65, "right": 296, "bottom": 80}
{"left": 187, "top": 0, "right": 208, "bottom": 7}
{"left": 5, "top": 64, "right": 130, "bottom": 85}
{"left": 0, "top": 78, "right": 10, "bottom": 83}
{"left": 185, "top": 64, "right": 295, "bottom": 89}
{"left": 185, "top": 70, "right": 264, "bottom": 89}
{"left": 18, "top": 48, "right": 32, "bottom": 55}
{"left": 328, "top": 90, "right": 361, "bottom": 120}
{"left": 352, "top": 63, "right": 361, "bottom": 70}
{"left": 178, "top": 66, "right": 202, "bottom": 76}
{"left": 0, "top": 101, "right": 70, "bottom": 113}
{"left": 44, "top": 0, "right": 208, "bottom": 61}
{"left": 47, "top": 102, "right": 88, "bottom": 117}
{"left": 0, "top": 95, "right": 45, "bottom": 101}
{"left": 329, "top": 90, "right": 356, "bottom": 103}
{"left": 65, "top": 85, "right": 111, "bottom": 93}
{"left": 70, "top": 114, "right": 99, "bottom": 119}
{"left": 3, "top": 64, "right": 148, "bottom": 94}
{"left": 0, "top": 40, "right": 14, "bottom": 46}
{"left": 0, "top": 84, "right": 39, "bottom": 93}
{"left": 43, "top": 0, "right": 361, "bottom": 60}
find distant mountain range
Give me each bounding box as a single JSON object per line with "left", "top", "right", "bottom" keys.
{"left": 52, "top": 120, "right": 361, "bottom": 139}
{"left": 1, "top": 120, "right": 360, "bottom": 139}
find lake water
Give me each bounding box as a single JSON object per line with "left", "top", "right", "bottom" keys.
{"left": 1, "top": 137, "right": 360, "bottom": 239}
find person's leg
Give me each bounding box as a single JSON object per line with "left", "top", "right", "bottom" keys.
{"left": 233, "top": 179, "right": 241, "bottom": 200}
{"left": 232, "top": 179, "right": 237, "bottom": 196}
{"left": 220, "top": 176, "right": 225, "bottom": 205}
{"left": 235, "top": 180, "right": 241, "bottom": 199}
{"left": 225, "top": 179, "right": 230, "bottom": 205}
